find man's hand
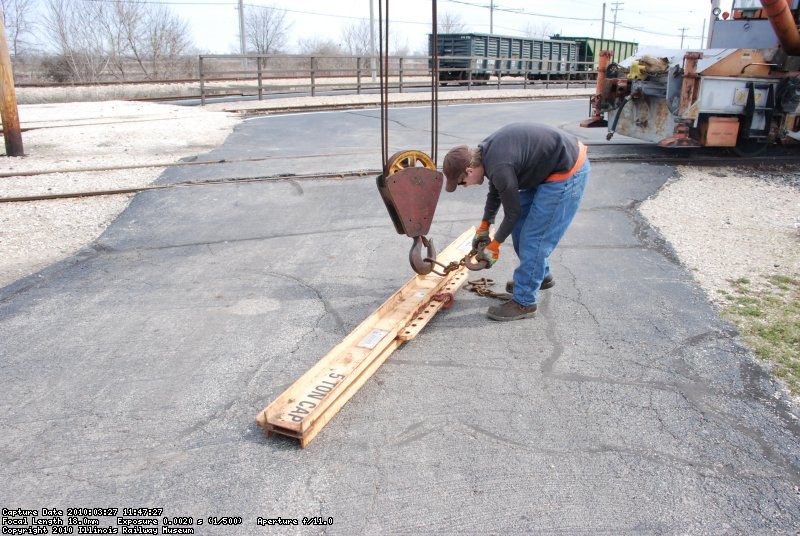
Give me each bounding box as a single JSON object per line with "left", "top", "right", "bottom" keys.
{"left": 478, "top": 239, "right": 500, "bottom": 268}
{"left": 472, "top": 220, "right": 491, "bottom": 250}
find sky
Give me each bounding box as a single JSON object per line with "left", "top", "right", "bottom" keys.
{"left": 169, "top": 0, "right": 723, "bottom": 55}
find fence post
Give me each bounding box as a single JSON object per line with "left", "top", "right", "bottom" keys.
{"left": 257, "top": 56, "right": 264, "bottom": 100}
{"left": 546, "top": 60, "right": 551, "bottom": 89}
{"left": 398, "top": 57, "right": 404, "bottom": 93}
{"left": 199, "top": 55, "right": 205, "bottom": 106}
{"left": 357, "top": 57, "right": 362, "bottom": 94}
{"left": 310, "top": 56, "right": 316, "bottom": 97}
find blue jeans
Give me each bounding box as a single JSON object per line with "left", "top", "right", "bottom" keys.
{"left": 510, "top": 160, "right": 590, "bottom": 307}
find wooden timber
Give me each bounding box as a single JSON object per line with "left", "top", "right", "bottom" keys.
{"left": 256, "top": 227, "right": 475, "bottom": 448}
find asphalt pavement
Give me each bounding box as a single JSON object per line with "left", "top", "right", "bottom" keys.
{"left": 1, "top": 99, "right": 799, "bottom": 534}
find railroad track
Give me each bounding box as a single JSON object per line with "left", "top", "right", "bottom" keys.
{"left": 2, "top": 145, "right": 798, "bottom": 203}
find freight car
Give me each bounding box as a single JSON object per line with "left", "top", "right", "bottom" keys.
{"left": 430, "top": 33, "right": 579, "bottom": 83}
{"left": 430, "top": 33, "right": 638, "bottom": 83}
{"left": 553, "top": 35, "right": 639, "bottom": 73}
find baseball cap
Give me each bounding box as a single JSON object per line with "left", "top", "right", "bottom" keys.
{"left": 442, "top": 145, "right": 471, "bottom": 192}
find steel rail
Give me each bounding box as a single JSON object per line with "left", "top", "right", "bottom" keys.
{"left": 2, "top": 151, "right": 798, "bottom": 204}
{"left": 0, "top": 170, "right": 377, "bottom": 203}
{"left": 0, "top": 152, "right": 365, "bottom": 178}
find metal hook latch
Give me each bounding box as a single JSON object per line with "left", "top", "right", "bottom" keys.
{"left": 409, "top": 235, "right": 437, "bottom": 275}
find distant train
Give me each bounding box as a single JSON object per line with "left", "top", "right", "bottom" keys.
{"left": 429, "top": 33, "right": 638, "bottom": 83}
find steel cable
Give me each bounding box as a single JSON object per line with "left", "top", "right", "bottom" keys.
{"left": 431, "top": 0, "right": 439, "bottom": 165}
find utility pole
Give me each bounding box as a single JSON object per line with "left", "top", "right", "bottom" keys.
{"left": 238, "top": 0, "right": 247, "bottom": 70}
{"left": 679, "top": 27, "right": 688, "bottom": 48}
{"left": 490, "top": 0, "right": 494, "bottom": 34}
{"left": 610, "top": 2, "right": 623, "bottom": 40}
{"left": 0, "top": 15, "right": 23, "bottom": 156}
{"left": 601, "top": 3, "right": 606, "bottom": 40}
{"left": 370, "top": 0, "right": 376, "bottom": 81}
{"left": 700, "top": 19, "right": 706, "bottom": 49}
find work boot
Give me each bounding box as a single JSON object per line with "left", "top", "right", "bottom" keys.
{"left": 505, "top": 274, "right": 555, "bottom": 293}
{"left": 487, "top": 300, "right": 537, "bottom": 321}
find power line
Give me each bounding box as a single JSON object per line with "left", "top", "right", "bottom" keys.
{"left": 442, "top": 0, "right": 702, "bottom": 40}
{"left": 610, "top": 2, "right": 623, "bottom": 40}
{"left": 245, "top": 4, "right": 366, "bottom": 22}
{"left": 250, "top": 3, "right": 435, "bottom": 26}
{"left": 83, "top": 0, "right": 433, "bottom": 26}
{"left": 445, "top": 0, "right": 600, "bottom": 23}
{"left": 83, "top": 0, "right": 234, "bottom": 4}
{"left": 615, "top": 22, "right": 702, "bottom": 39}
{"left": 81, "top": 0, "right": 704, "bottom": 42}
{"left": 678, "top": 26, "right": 688, "bottom": 48}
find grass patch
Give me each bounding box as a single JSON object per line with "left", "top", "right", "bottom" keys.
{"left": 720, "top": 274, "right": 800, "bottom": 396}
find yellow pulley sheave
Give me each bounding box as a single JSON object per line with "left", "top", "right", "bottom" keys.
{"left": 384, "top": 150, "right": 437, "bottom": 176}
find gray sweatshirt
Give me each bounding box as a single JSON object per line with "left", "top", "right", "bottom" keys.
{"left": 479, "top": 122, "right": 582, "bottom": 243}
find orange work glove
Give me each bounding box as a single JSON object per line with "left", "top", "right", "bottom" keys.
{"left": 478, "top": 239, "right": 500, "bottom": 268}
{"left": 472, "top": 220, "right": 491, "bottom": 250}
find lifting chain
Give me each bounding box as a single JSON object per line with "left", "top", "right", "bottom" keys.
{"left": 423, "top": 247, "right": 491, "bottom": 277}
{"left": 423, "top": 253, "right": 469, "bottom": 277}
{"left": 465, "top": 278, "right": 511, "bottom": 301}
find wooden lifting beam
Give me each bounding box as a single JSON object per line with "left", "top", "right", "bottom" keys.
{"left": 256, "top": 227, "right": 475, "bottom": 448}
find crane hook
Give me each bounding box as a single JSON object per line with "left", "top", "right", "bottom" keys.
{"left": 409, "top": 235, "right": 437, "bottom": 275}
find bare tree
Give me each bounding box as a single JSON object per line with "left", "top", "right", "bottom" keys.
{"left": 128, "top": 4, "right": 192, "bottom": 78}
{"left": 245, "top": 5, "right": 290, "bottom": 54}
{"left": 296, "top": 37, "right": 343, "bottom": 56}
{"left": 42, "top": 0, "right": 110, "bottom": 81}
{"left": 1, "top": 0, "right": 35, "bottom": 55}
{"left": 341, "top": 21, "right": 407, "bottom": 57}
{"left": 522, "top": 22, "right": 555, "bottom": 39}
{"left": 391, "top": 34, "right": 410, "bottom": 57}
{"left": 40, "top": 0, "right": 193, "bottom": 82}
{"left": 341, "top": 20, "right": 371, "bottom": 56}
{"left": 438, "top": 12, "right": 466, "bottom": 34}
{"left": 105, "top": 0, "right": 142, "bottom": 78}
